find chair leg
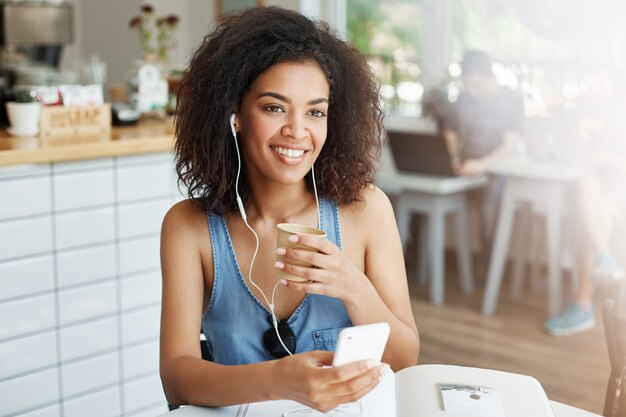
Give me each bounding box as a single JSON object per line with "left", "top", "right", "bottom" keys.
{"left": 429, "top": 211, "right": 446, "bottom": 305}
{"left": 511, "top": 202, "right": 533, "bottom": 298}
{"left": 395, "top": 195, "right": 411, "bottom": 252}
{"left": 455, "top": 197, "right": 474, "bottom": 294}
{"left": 530, "top": 214, "right": 545, "bottom": 292}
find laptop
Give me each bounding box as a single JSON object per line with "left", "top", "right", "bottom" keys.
{"left": 386, "top": 130, "right": 459, "bottom": 177}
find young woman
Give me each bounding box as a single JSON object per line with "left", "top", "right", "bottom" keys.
{"left": 160, "top": 7, "right": 419, "bottom": 412}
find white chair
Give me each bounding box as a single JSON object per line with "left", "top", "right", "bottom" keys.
{"left": 377, "top": 141, "right": 487, "bottom": 304}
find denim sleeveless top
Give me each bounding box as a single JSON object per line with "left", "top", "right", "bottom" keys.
{"left": 202, "top": 197, "right": 352, "bottom": 365}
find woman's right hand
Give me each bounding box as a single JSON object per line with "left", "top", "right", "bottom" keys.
{"left": 270, "top": 350, "right": 388, "bottom": 413}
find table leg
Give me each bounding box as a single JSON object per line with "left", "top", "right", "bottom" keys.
{"left": 546, "top": 189, "right": 563, "bottom": 317}
{"left": 418, "top": 214, "right": 429, "bottom": 285}
{"left": 511, "top": 202, "right": 533, "bottom": 298}
{"left": 482, "top": 186, "right": 516, "bottom": 316}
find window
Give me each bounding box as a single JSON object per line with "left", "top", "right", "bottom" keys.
{"left": 346, "top": 0, "right": 423, "bottom": 116}
{"left": 450, "top": 0, "right": 626, "bottom": 116}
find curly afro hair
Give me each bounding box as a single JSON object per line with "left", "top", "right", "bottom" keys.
{"left": 175, "top": 6, "right": 384, "bottom": 214}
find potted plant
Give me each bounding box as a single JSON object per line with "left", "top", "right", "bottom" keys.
{"left": 5, "top": 89, "right": 42, "bottom": 137}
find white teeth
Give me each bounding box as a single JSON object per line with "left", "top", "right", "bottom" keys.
{"left": 273, "top": 146, "right": 305, "bottom": 158}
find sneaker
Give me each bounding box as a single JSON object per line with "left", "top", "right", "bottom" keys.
{"left": 545, "top": 302, "right": 595, "bottom": 336}
{"left": 592, "top": 252, "right": 625, "bottom": 286}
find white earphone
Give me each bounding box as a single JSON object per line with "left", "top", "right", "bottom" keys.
{"left": 230, "top": 113, "right": 248, "bottom": 221}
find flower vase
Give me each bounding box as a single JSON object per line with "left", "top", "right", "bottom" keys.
{"left": 126, "top": 55, "right": 169, "bottom": 118}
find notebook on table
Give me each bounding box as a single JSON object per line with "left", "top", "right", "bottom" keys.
{"left": 233, "top": 364, "right": 556, "bottom": 417}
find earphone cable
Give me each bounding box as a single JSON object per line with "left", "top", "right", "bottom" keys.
{"left": 311, "top": 164, "right": 321, "bottom": 230}
{"left": 231, "top": 116, "right": 321, "bottom": 358}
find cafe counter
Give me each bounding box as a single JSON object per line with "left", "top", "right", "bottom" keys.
{"left": 0, "top": 119, "right": 176, "bottom": 416}
{"left": 0, "top": 119, "right": 175, "bottom": 167}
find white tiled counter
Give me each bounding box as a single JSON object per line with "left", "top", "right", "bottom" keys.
{"left": 0, "top": 151, "right": 182, "bottom": 417}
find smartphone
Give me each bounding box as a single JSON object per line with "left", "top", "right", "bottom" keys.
{"left": 332, "top": 322, "right": 390, "bottom": 367}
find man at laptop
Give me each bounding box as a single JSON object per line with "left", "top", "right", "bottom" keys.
{"left": 443, "top": 50, "right": 525, "bottom": 242}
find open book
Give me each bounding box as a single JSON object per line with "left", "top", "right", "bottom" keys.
{"left": 240, "top": 364, "right": 556, "bottom": 417}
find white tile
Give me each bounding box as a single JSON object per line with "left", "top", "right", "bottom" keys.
{"left": 0, "top": 176, "right": 52, "bottom": 220}
{"left": 117, "top": 152, "right": 171, "bottom": 166}
{"left": 53, "top": 158, "right": 113, "bottom": 173}
{"left": 122, "top": 340, "right": 159, "bottom": 380}
{"left": 117, "top": 162, "right": 172, "bottom": 203}
{"left": 55, "top": 207, "right": 115, "bottom": 250}
{"left": 0, "top": 330, "right": 57, "bottom": 379}
{"left": 54, "top": 169, "right": 115, "bottom": 211}
{"left": 0, "top": 216, "right": 53, "bottom": 261}
{"left": 121, "top": 271, "right": 161, "bottom": 310}
{"left": 172, "top": 186, "right": 187, "bottom": 202}
{"left": 118, "top": 198, "right": 170, "bottom": 239}
{"left": 0, "top": 255, "right": 54, "bottom": 301}
{"left": 169, "top": 161, "right": 179, "bottom": 197}
{"left": 0, "top": 163, "right": 50, "bottom": 180}
{"left": 126, "top": 403, "right": 168, "bottom": 417}
{"left": 0, "top": 293, "right": 55, "bottom": 339}
{"left": 61, "top": 351, "right": 120, "bottom": 398}
{"left": 123, "top": 373, "right": 164, "bottom": 413}
{"left": 121, "top": 306, "right": 160, "bottom": 345}
{"left": 59, "top": 316, "right": 118, "bottom": 362}
{"left": 119, "top": 236, "right": 160, "bottom": 274}
{"left": 56, "top": 244, "right": 116, "bottom": 288}
{"left": 19, "top": 403, "right": 61, "bottom": 417}
{"left": 58, "top": 281, "right": 116, "bottom": 325}
{"left": 63, "top": 386, "right": 121, "bottom": 417}
{"left": 0, "top": 368, "right": 59, "bottom": 415}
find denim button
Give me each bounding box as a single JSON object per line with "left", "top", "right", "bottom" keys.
{"left": 314, "top": 332, "right": 320, "bottom": 338}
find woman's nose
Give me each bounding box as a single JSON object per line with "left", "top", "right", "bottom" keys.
{"left": 281, "top": 114, "right": 309, "bottom": 140}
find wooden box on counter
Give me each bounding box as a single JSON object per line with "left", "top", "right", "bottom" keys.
{"left": 39, "top": 103, "right": 111, "bottom": 146}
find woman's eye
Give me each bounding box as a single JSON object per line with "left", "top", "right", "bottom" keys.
{"left": 264, "top": 105, "right": 284, "bottom": 113}
{"left": 309, "top": 109, "right": 326, "bottom": 118}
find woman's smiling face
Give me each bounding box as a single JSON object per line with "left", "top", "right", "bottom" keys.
{"left": 235, "top": 60, "right": 330, "bottom": 186}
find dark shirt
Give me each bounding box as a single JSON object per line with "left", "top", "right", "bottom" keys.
{"left": 447, "top": 87, "right": 524, "bottom": 160}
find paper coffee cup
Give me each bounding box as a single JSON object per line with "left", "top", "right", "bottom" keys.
{"left": 276, "top": 223, "right": 326, "bottom": 282}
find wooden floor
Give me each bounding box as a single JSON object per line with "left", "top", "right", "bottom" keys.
{"left": 408, "top": 256, "right": 610, "bottom": 415}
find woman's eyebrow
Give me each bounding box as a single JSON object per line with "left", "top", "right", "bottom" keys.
{"left": 257, "top": 92, "right": 328, "bottom": 105}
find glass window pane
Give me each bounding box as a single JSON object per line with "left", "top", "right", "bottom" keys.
{"left": 347, "top": 0, "right": 423, "bottom": 116}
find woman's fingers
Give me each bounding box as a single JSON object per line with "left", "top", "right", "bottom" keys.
{"left": 328, "top": 361, "right": 388, "bottom": 388}
{"left": 318, "top": 362, "right": 388, "bottom": 411}
{"left": 287, "top": 234, "right": 339, "bottom": 255}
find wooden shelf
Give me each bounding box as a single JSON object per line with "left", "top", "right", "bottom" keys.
{"left": 0, "top": 118, "right": 175, "bottom": 167}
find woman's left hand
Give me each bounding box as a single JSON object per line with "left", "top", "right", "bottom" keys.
{"left": 275, "top": 235, "right": 369, "bottom": 302}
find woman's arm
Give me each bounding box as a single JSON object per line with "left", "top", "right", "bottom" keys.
{"left": 344, "top": 186, "right": 419, "bottom": 369}
{"left": 159, "top": 201, "right": 385, "bottom": 411}
{"left": 279, "top": 187, "right": 420, "bottom": 371}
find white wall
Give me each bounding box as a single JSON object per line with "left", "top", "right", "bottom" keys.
{"left": 63, "top": 1, "right": 349, "bottom": 84}
{"left": 64, "top": 0, "right": 216, "bottom": 84}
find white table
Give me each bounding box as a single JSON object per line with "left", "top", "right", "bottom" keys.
{"left": 377, "top": 172, "right": 487, "bottom": 304}
{"left": 157, "top": 400, "right": 600, "bottom": 417}
{"left": 481, "top": 157, "right": 583, "bottom": 316}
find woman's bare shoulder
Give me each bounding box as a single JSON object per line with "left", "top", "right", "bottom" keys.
{"left": 162, "top": 199, "right": 209, "bottom": 242}
{"left": 338, "top": 184, "right": 397, "bottom": 248}
{"left": 342, "top": 184, "right": 394, "bottom": 220}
